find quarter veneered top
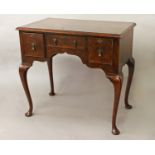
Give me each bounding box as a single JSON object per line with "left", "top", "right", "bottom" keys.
{"left": 17, "top": 18, "right": 136, "bottom": 38}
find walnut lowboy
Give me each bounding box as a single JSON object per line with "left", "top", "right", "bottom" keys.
{"left": 17, "top": 18, "right": 136, "bottom": 135}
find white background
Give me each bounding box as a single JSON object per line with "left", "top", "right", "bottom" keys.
{"left": 0, "top": 0, "right": 155, "bottom": 154}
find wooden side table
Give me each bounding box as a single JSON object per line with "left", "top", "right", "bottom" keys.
{"left": 17, "top": 18, "right": 136, "bottom": 135}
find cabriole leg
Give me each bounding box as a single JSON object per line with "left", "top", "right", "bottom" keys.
{"left": 47, "top": 58, "right": 55, "bottom": 96}
{"left": 125, "top": 57, "right": 135, "bottom": 109}
{"left": 19, "top": 64, "right": 33, "bottom": 117}
{"left": 107, "top": 73, "right": 123, "bottom": 135}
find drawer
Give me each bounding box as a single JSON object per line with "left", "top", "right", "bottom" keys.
{"left": 88, "top": 37, "right": 113, "bottom": 65}
{"left": 46, "top": 34, "right": 85, "bottom": 50}
{"left": 21, "top": 32, "right": 45, "bottom": 58}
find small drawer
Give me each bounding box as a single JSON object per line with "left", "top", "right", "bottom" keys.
{"left": 46, "top": 34, "right": 85, "bottom": 50}
{"left": 21, "top": 32, "right": 45, "bottom": 58}
{"left": 88, "top": 37, "right": 113, "bottom": 65}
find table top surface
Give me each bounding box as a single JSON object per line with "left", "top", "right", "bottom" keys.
{"left": 17, "top": 18, "right": 136, "bottom": 38}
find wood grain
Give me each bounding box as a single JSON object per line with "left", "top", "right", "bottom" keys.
{"left": 17, "top": 18, "right": 136, "bottom": 38}
{"left": 17, "top": 18, "right": 136, "bottom": 135}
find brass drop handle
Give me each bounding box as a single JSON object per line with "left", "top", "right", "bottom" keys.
{"left": 53, "top": 38, "right": 58, "bottom": 46}
{"left": 31, "top": 43, "right": 36, "bottom": 51}
{"left": 73, "top": 40, "right": 77, "bottom": 48}
{"left": 98, "top": 48, "right": 104, "bottom": 57}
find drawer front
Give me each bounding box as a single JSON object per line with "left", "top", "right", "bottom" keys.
{"left": 46, "top": 34, "right": 85, "bottom": 50}
{"left": 21, "top": 33, "right": 45, "bottom": 58}
{"left": 88, "top": 37, "right": 113, "bottom": 65}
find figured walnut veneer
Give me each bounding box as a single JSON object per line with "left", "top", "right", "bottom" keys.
{"left": 17, "top": 18, "right": 136, "bottom": 135}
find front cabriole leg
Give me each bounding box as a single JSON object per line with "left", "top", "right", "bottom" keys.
{"left": 19, "top": 64, "right": 33, "bottom": 117}
{"left": 106, "top": 73, "right": 123, "bottom": 135}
